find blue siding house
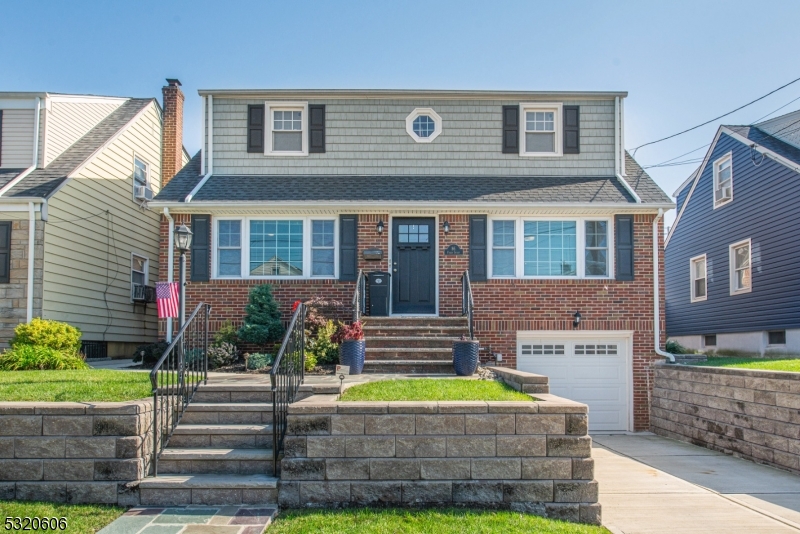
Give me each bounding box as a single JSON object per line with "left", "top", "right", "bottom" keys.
{"left": 665, "top": 110, "right": 800, "bottom": 355}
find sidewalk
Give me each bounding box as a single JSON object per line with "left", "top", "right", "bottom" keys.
{"left": 594, "top": 434, "right": 800, "bottom": 533}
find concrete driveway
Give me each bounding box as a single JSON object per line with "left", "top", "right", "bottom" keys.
{"left": 593, "top": 434, "right": 800, "bottom": 533}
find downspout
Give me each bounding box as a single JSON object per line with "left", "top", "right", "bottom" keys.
{"left": 26, "top": 202, "right": 35, "bottom": 322}
{"left": 200, "top": 96, "right": 206, "bottom": 175}
{"left": 614, "top": 97, "right": 620, "bottom": 176}
{"left": 653, "top": 208, "right": 675, "bottom": 363}
{"left": 185, "top": 95, "right": 212, "bottom": 202}
{"left": 164, "top": 207, "right": 175, "bottom": 342}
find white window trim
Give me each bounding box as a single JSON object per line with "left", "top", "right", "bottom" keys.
{"left": 405, "top": 108, "right": 442, "bottom": 143}
{"left": 487, "top": 216, "right": 614, "bottom": 279}
{"left": 212, "top": 216, "right": 338, "bottom": 280}
{"left": 132, "top": 154, "right": 150, "bottom": 200}
{"left": 729, "top": 238, "right": 752, "bottom": 295}
{"left": 690, "top": 253, "right": 707, "bottom": 303}
{"left": 713, "top": 152, "right": 733, "bottom": 208}
{"left": 265, "top": 101, "right": 309, "bottom": 156}
{"left": 519, "top": 102, "right": 563, "bottom": 157}
{"left": 130, "top": 253, "right": 149, "bottom": 302}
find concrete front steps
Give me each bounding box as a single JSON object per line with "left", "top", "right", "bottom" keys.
{"left": 362, "top": 316, "right": 470, "bottom": 373}
{"left": 143, "top": 380, "right": 279, "bottom": 506}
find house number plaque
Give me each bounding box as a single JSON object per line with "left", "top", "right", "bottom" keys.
{"left": 444, "top": 244, "right": 464, "bottom": 255}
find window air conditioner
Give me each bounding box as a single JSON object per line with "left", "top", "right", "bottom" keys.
{"left": 134, "top": 185, "right": 154, "bottom": 201}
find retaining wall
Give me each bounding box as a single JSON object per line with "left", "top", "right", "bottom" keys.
{"left": 651, "top": 364, "right": 800, "bottom": 474}
{"left": 0, "top": 399, "right": 157, "bottom": 505}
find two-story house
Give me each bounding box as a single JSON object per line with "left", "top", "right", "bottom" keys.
{"left": 152, "top": 89, "right": 674, "bottom": 431}
{"left": 0, "top": 80, "right": 188, "bottom": 357}
{"left": 666, "top": 110, "right": 800, "bottom": 356}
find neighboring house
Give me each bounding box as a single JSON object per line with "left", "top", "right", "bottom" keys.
{"left": 151, "top": 89, "right": 674, "bottom": 431}
{"left": 0, "top": 81, "right": 188, "bottom": 357}
{"left": 666, "top": 110, "right": 800, "bottom": 356}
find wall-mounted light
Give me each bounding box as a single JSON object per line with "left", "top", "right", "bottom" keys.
{"left": 376, "top": 220, "right": 384, "bottom": 235}
{"left": 443, "top": 220, "right": 451, "bottom": 235}
{"left": 573, "top": 311, "right": 582, "bottom": 329}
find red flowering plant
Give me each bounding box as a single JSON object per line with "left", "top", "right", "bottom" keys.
{"left": 291, "top": 300, "right": 302, "bottom": 312}
{"left": 331, "top": 321, "right": 365, "bottom": 343}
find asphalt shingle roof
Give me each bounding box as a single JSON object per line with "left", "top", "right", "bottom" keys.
{"left": 725, "top": 125, "right": 800, "bottom": 167}
{"left": 0, "top": 169, "right": 27, "bottom": 191}
{"left": 156, "top": 152, "right": 670, "bottom": 206}
{"left": 5, "top": 99, "right": 153, "bottom": 198}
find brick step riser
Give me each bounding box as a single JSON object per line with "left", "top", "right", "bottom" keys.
{"left": 192, "top": 391, "right": 274, "bottom": 403}
{"left": 167, "top": 433, "right": 273, "bottom": 449}
{"left": 181, "top": 411, "right": 274, "bottom": 425}
{"left": 365, "top": 328, "right": 468, "bottom": 337}
{"left": 363, "top": 363, "right": 455, "bottom": 374}
{"left": 363, "top": 318, "right": 468, "bottom": 327}
{"left": 157, "top": 459, "right": 274, "bottom": 476}
{"left": 139, "top": 487, "right": 278, "bottom": 506}
{"left": 365, "top": 338, "right": 457, "bottom": 349}
{"left": 365, "top": 354, "right": 453, "bottom": 362}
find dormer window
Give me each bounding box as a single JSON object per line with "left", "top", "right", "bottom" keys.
{"left": 406, "top": 108, "right": 442, "bottom": 143}
{"left": 265, "top": 102, "right": 308, "bottom": 156}
{"left": 520, "top": 103, "right": 563, "bottom": 156}
{"left": 713, "top": 153, "right": 733, "bottom": 207}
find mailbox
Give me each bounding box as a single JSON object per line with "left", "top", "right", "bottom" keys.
{"left": 368, "top": 272, "right": 391, "bottom": 316}
{"left": 362, "top": 248, "right": 383, "bottom": 261}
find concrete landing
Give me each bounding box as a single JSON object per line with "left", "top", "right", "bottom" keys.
{"left": 98, "top": 505, "right": 277, "bottom": 534}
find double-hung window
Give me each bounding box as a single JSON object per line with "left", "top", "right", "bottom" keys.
{"left": 730, "top": 239, "right": 751, "bottom": 295}
{"left": 489, "top": 217, "right": 611, "bottom": 278}
{"left": 690, "top": 254, "right": 707, "bottom": 302}
{"left": 311, "top": 220, "right": 335, "bottom": 276}
{"left": 134, "top": 157, "right": 148, "bottom": 187}
{"left": 266, "top": 102, "right": 308, "bottom": 155}
{"left": 131, "top": 254, "right": 148, "bottom": 300}
{"left": 713, "top": 153, "right": 733, "bottom": 207}
{"left": 217, "top": 220, "right": 242, "bottom": 276}
{"left": 520, "top": 103, "right": 562, "bottom": 156}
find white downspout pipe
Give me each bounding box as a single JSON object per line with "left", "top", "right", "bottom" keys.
{"left": 164, "top": 207, "right": 175, "bottom": 342}
{"left": 653, "top": 208, "right": 675, "bottom": 363}
{"left": 185, "top": 95, "right": 212, "bottom": 203}
{"left": 26, "top": 202, "right": 35, "bottom": 322}
{"left": 614, "top": 96, "right": 620, "bottom": 176}
{"left": 200, "top": 96, "right": 206, "bottom": 175}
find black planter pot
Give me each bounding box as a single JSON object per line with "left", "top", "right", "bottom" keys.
{"left": 452, "top": 340, "right": 480, "bottom": 376}
{"left": 339, "top": 340, "right": 366, "bottom": 375}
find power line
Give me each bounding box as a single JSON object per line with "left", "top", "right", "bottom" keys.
{"left": 630, "top": 76, "right": 800, "bottom": 155}
{"left": 751, "top": 94, "right": 800, "bottom": 124}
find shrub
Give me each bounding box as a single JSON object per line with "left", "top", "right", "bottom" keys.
{"left": 132, "top": 341, "right": 169, "bottom": 367}
{"left": 245, "top": 352, "right": 273, "bottom": 370}
{"left": 307, "top": 320, "right": 339, "bottom": 365}
{"left": 304, "top": 350, "right": 317, "bottom": 372}
{"left": 213, "top": 321, "right": 239, "bottom": 348}
{"left": 11, "top": 318, "right": 81, "bottom": 355}
{"left": 238, "top": 285, "right": 284, "bottom": 348}
{"left": 332, "top": 321, "right": 364, "bottom": 343}
{"left": 304, "top": 297, "right": 345, "bottom": 338}
{"left": 0, "top": 344, "right": 88, "bottom": 371}
{"left": 666, "top": 339, "right": 694, "bottom": 355}
{"left": 208, "top": 342, "right": 238, "bottom": 369}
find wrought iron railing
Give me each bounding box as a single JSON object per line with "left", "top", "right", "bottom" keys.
{"left": 270, "top": 302, "right": 307, "bottom": 474}
{"left": 461, "top": 270, "right": 475, "bottom": 340}
{"left": 352, "top": 269, "right": 366, "bottom": 322}
{"left": 150, "top": 303, "right": 210, "bottom": 476}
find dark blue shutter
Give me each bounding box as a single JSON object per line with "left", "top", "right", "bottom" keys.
{"left": 502, "top": 106, "right": 519, "bottom": 154}
{"left": 191, "top": 215, "right": 210, "bottom": 282}
{"left": 469, "top": 215, "right": 487, "bottom": 281}
{"left": 615, "top": 215, "right": 634, "bottom": 281}
{"left": 247, "top": 105, "right": 264, "bottom": 153}
{"left": 563, "top": 105, "right": 580, "bottom": 154}
{"left": 309, "top": 105, "right": 325, "bottom": 153}
{"left": 0, "top": 221, "right": 10, "bottom": 284}
{"left": 339, "top": 214, "right": 357, "bottom": 281}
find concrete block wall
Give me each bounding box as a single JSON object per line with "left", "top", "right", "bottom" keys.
{"left": 279, "top": 392, "right": 600, "bottom": 525}
{"left": 651, "top": 364, "right": 800, "bottom": 474}
{"left": 0, "top": 399, "right": 159, "bottom": 505}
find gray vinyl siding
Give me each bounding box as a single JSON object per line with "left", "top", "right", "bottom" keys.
{"left": 41, "top": 102, "right": 161, "bottom": 343}
{"left": 665, "top": 133, "right": 800, "bottom": 337}
{"left": 43, "top": 100, "right": 121, "bottom": 167}
{"left": 0, "top": 109, "right": 35, "bottom": 168}
{"left": 209, "top": 98, "right": 617, "bottom": 176}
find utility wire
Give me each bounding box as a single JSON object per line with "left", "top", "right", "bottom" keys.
{"left": 630, "top": 76, "right": 800, "bottom": 155}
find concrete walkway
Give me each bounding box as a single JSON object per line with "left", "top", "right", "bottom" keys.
{"left": 98, "top": 505, "right": 277, "bottom": 534}
{"left": 594, "top": 434, "right": 800, "bottom": 533}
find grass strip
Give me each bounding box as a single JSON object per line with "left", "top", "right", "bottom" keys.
{"left": 0, "top": 500, "right": 124, "bottom": 534}
{"left": 339, "top": 378, "right": 532, "bottom": 402}
{"left": 694, "top": 357, "right": 800, "bottom": 372}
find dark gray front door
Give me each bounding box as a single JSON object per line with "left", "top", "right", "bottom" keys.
{"left": 392, "top": 218, "right": 436, "bottom": 314}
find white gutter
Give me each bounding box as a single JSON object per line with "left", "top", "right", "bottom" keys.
{"left": 26, "top": 202, "right": 35, "bottom": 322}
{"left": 200, "top": 96, "right": 206, "bottom": 175}
{"left": 620, "top": 97, "right": 626, "bottom": 175}
{"left": 164, "top": 208, "right": 175, "bottom": 342}
{"left": 614, "top": 97, "right": 620, "bottom": 176}
{"left": 150, "top": 200, "right": 672, "bottom": 211}
{"left": 652, "top": 208, "right": 675, "bottom": 363}
{"left": 32, "top": 97, "right": 41, "bottom": 168}
{"left": 185, "top": 95, "right": 212, "bottom": 203}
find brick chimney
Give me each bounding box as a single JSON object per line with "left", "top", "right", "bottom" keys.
{"left": 161, "top": 78, "right": 184, "bottom": 187}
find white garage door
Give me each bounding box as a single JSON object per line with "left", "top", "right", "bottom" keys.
{"left": 516, "top": 333, "right": 630, "bottom": 432}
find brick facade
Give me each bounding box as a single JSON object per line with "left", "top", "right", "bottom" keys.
{"left": 161, "top": 212, "right": 665, "bottom": 431}
{"left": 161, "top": 80, "right": 184, "bottom": 187}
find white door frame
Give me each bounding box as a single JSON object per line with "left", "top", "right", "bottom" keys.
{"left": 516, "top": 330, "right": 634, "bottom": 432}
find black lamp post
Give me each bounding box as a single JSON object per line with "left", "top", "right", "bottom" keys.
{"left": 174, "top": 224, "right": 193, "bottom": 328}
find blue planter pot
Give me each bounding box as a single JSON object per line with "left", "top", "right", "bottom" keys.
{"left": 452, "top": 341, "right": 480, "bottom": 376}
{"left": 339, "top": 340, "right": 366, "bottom": 375}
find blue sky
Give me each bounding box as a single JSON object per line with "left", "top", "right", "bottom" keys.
{"left": 4, "top": 0, "right": 800, "bottom": 226}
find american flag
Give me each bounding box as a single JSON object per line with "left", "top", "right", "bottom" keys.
{"left": 156, "top": 282, "right": 179, "bottom": 319}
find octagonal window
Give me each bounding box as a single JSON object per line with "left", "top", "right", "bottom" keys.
{"left": 406, "top": 108, "right": 442, "bottom": 143}
{"left": 413, "top": 115, "right": 435, "bottom": 138}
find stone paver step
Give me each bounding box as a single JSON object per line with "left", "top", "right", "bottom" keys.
{"left": 140, "top": 473, "right": 278, "bottom": 489}
{"left": 186, "top": 402, "right": 273, "bottom": 411}
{"left": 362, "top": 360, "right": 454, "bottom": 374}
{"left": 181, "top": 402, "right": 274, "bottom": 424}
{"left": 173, "top": 424, "right": 273, "bottom": 435}
{"left": 365, "top": 347, "right": 453, "bottom": 361}
{"left": 138, "top": 475, "right": 279, "bottom": 506}
{"left": 160, "top": 448, "right": 273, "bottom": 461}
{"left": 366, "top": 336, "right": 460, "bottom": 349}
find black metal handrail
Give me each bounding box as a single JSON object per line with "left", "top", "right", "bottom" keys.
{"left": 352, "top": 269, "right": 366, "bottom": 322}
{"left": 461, "top": 271, "right": 475, "bottom": 340}
{"left": 150, "top": 302, "right": 210, "bottom": 476}
{"left": 270, "top": 303, "right": 307, "bottom": 474}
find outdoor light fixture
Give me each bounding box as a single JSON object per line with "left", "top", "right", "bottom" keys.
{"left": 443, "top": 220, "right": 451, "bottom": 234}
{"left": 376, "top": 220, "right": 384, "bottom": 235}
{"left": 573, "top": 311, "right": 582, "bottom": 328}
{"left": 174, "top": 224, "right": 193, "bottom": 253}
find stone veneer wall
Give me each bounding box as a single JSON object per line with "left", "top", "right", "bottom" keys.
{"left": 279, "top": 390, "right": 600, "bottom": 525}
{"left": 651, "top": 364, "right": 800, "bottom": 474}
{"left": 0, "top": 399, "right": 157, "bottom": 505}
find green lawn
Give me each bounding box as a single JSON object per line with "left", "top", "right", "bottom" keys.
{"left": 694, "top": 356, "right": 800, "bottom": 372}
{"left": 270, "top": 508, "right": 607, "bottom": 534}
{"left": 0, "top": 500, "right": 124, "bottom": 534}
{"left": 0, "top": 369, "right": 158, "bottom": 402}
{"left": 339, "top": 378, "right": 532, "bottom": 402}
